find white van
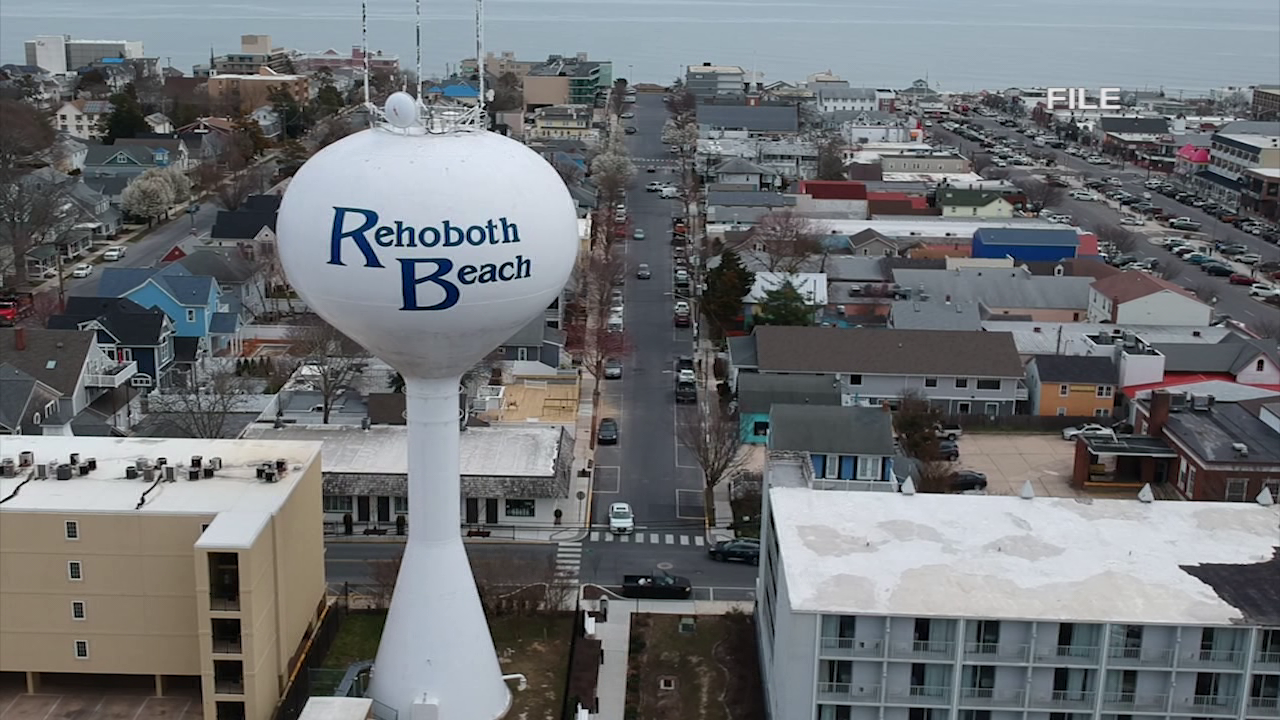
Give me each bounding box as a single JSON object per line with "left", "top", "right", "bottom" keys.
{"left": 659, "top": 186, "right": 679, "bottom": 199}
{"left": 607, "top": 313, "right": 623, "bottom": 333}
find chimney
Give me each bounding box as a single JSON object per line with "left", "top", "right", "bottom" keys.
{"left": 14, "top": 327, "right": 26, "bottom": 351}
{"left": 1148, "top": 390, "right": 1171, "bottom": 437}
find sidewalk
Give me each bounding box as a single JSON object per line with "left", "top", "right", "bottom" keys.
{"left": 695, "top": 336, "right": 734, "bottom": 544}
{"left": 586, "top": 594, "right": 752, "bottom": 719}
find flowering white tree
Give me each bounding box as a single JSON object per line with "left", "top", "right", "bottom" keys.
{"left": 121, "top": 175, "right": 174, "bottom": 225}
{"left": 151, "top": 166, "right": 192, "bottom": 204}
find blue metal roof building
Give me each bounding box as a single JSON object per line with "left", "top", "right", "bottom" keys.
{"left": 972, "top": 227, "right": 1081, "bottom": 263}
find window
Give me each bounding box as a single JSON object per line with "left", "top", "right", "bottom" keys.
{"left": 847, "top": 374, "right": 862, "bottom": 386}
{"left": 71, "top": 601, "right": 86, "bottom": 620}
{"left": 186, "top": 309, "right": 196, "bottom": 322}
{"left": 394, "top": 497, "right": 408, "bottom": 514}
{"left": 68, "top": 561, "right": 83, "bottom": 581}
{"left": 65, "top": 520, "right": 79, "bottom": 540}
{"left": 1059, "top": 384, "right": 1070, "bottom": 397}
{"left": 856, "top": 456, "right": 881, "bottom": 480}
{"left": 1225, "top": 478, "right": 1249, "bottom": 502}
{"left": 45, "top": 400, "right": 56, "bottom": 416}
{"left": 322, "top": 496, "right": 353, "bottom": 513}
{"left": 984, "top": 402, "right": 1000, "bottom": 415}
{"left": 1186, "top": 466, "right": 1197, "bottom": 497}
{"left": 1094, "top": 408, "right": 1111, "bottom": 417}
{"left": 1258, "top": 359, "right": 1267, "bottom": 372}
{"left": 976, "top": 379, "right": 1001, "bottom": 391}
{"left": 1057, "top": 407, "right": 1067, "bottom": 416}
{"left": 516, "top": 347, "right": 529, "bottom": 361}
{"left": 1267, "top": 480, "right": 1280, "bottom": 500}
{"left": 955, "top": 378, "right": 969, "bottom": 389}
{"left": 504, "top": 499, "right": 536, "bottom": 518}
{"left": 753, "top": 420, "right": 769, "bottom": 436}
{"left": 74, "top": 640, "right": 89, "bottom": 659}
{"left": 1096, "top": 385, "right": 1114, "bottom": 398}
{"left": 957, "top": 401, "right": 971, "bottom": 414}
{"left": 923, "top": 376, "right": 938, "bottom": 388}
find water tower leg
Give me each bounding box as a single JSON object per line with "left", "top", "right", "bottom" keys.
{"left": 368, "top": 377, "right": 511, "bottom": 720}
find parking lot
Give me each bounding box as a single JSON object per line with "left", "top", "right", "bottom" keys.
{"left": 954, "top": 434, "right": 1083, "bottom": 497}
{"left": 0, "top": 676, "right": 201, "bottom": 720}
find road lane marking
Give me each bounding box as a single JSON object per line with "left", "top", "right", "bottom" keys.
{"left": 664, "top": 533, "right": 675, "bottom": 544}
{"left": 680, "top": 535, "right": 690, "bottom": 546}
{"left": 694, "top": 536, "right": 705, "bottom": 547}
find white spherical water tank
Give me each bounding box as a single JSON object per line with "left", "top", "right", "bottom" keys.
{"left": 276, "top": 95, "right": 580, "bottom": 720}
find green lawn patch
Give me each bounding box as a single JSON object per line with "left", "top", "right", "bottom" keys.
{"left": 626, "top": 612, "right": 764, "bottom": 720}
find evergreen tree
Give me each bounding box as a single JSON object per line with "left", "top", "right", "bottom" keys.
{"left": 100, "top": 89, "right": 150, "bottom": 141}
{"left": 755, "top": 279, "right": 815, "bottom": 327}
{"left": 268, "top": 86, "right": 308, "bottom": 139}
{"left": 702, "top": 249, "right": 755, "bottom": 331}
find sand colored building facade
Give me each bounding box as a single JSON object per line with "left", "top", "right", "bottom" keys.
{"left": 0, "top": 436, "right": 326, "bottom": 720}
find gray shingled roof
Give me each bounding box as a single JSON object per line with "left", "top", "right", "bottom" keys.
{"left": 176, "top": 249, "right": 256, "bottom": 284}
{"left": 1153, "top": 336, "right": 1278, "bottom": 375}
{"left": 712, "top": 157, "right": 775, "bottom": 176}
{"left": 0, "top": 328, "right": 95, "bottom": 395}
{"left": 0, "top": 362, "right": 38, "bottom": 432}
{"left": 697, "top": 105, "right": 799, "bottom": 133}
{"left": 1098, "top": 116, "right": 1170, "bottom": 135}
{"left": 890, "top": 300, "right": 982, "bottom": 331}
{"left": 736, "top": 372, "right": 841, "bottom": 414}
{"left": 707, "top": 190, "right": 791, "bottom": 208}
{"left": 752, "top": 326, "right": 1024, "bottom": 378}
{"left": 974, "top": 228, "right": 1081, "bottom": 247}
{"left": 767, "top": 404, "right": 897, "bottom": 456}
{"left": 892, "top": 268, "right": 1092, "bottom": 311}
{"left": 48, "top": 296, "right": 168, "bottom": 346}
{"left": 99, "top": 264, "right": 215, "bottom": 307}
{"left": 818, "top": 87, "right": 877, "bottom": 101}
{"left": 1162, "top": 402, "right": 1280, "bottom": 465}
{"left": 1031, "top": 355, "right": 1118, "bottom": 384}
{"left": 727, "top": 335, "right": 759, "bottom": 369}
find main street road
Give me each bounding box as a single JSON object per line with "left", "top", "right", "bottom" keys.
{"left": 932, "top": 122, "right": 1278, "bottom": 333}
{"left": 581, "top": 93, "right": 760, "bottom": 592}
{"left": 324, "top": 541, "right": 557, "bottom": 585}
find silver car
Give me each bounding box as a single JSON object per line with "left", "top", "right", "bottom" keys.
{"left": 604, "top": 358, "right": 623, "bottom": 379}
{"left": 636, "top": 263, "right": 652, "bottom": 279}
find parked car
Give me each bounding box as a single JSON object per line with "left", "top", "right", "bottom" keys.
{"left": 608, "top": 502, "right": 634, "bottom": 534}
{"left": 1169, "top": 218, "right": 1202, "bottom": 231}
{"left": 1250, "top": 284, "right": 1280, "bottom": 298}
{"left": 604, "top": 358, "right": 623, "bottom": 379}
{"left": 1120, "top": 216, "right": 1144, "bottom": 226}
{"left": 1229, "top": 273, "right": 1255, "bottom": 285}
{"left": 102, "top": 246, "right": 127, "bottom": 261}
{"left": 934, "top": 422, "right": 963, "bottom": 440}
{"left": 708, "top": 538, "right": 760, "bottom": 564}
{"left": 71, "top": 263, "right": 93, "bottom": 278}
{"left": 950, "top": 471, "right": 989, "bottom": 492}
{"left": 636, "top": 263, "right": 651, "bottom": 279}
{"left": 632, "top": 228, "right": 645, "bottom": 240}
{"left": 597, "top": 417, "right": 619, "bottom": 444}
{"left": 1069, "top": 190, "right": 1095, "bottom": 201}
{"left": 621, "top": 572, "right": 691, "bottom": 599}
{"left": 936, "top": 439, "right": 960, "bottom": 462}
{"left": 1062, "top": 424, "right": 1117, "bottom": 441}
{"left": 1203, "top": 263, "right": 1234, "bottom": 277}
{"left": 1238, "top": 253, "right": 1262, "bottom": 265}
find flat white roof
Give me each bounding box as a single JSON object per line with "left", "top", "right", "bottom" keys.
{"left": 239, "top": 424, "right": 561, "bottom": 477}
{"left": 299, "top": 698, "right": 373, "bottom": 720}
{"left": 712, "top": 217, "right": 1062, "bottom": 238}
{"left": 197, "top": 509, "right": 272, "bottom": 550}
{"left": 981, "top": 321, "right": 1238, "bottom": 355}
{"left": 0, "top": 437, "right": 321, "bottom": 516}
{"left": 769, "top": 487, "right": 1280, "bottom": 625}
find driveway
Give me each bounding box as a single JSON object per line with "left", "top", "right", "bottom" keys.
{"left": 956, "top": 434, "right": 1081, "bottom": 497}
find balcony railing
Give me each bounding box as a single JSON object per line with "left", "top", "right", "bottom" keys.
{"left": 1015, "top": 380, "right": 1029, "bottom": 401}
{"left": 888, "top": 640, "right": 956, "bottom": 660}
{"left": 1030, "top": 690, "right": 1096, "bottom": 710}
{"left": 214, "top": 679, "right": 244, "bottom": 694}
{"left": 1102, "top": 691, "right": 1169, "bottom": 712}
{"left": 886, "top": 686, "right": 951, "bottom": 706}
{"left": 85, "top": 360, "right": 138, "bottom": 388}
{"left": 964, "top": 642, "right": 1030, "bottom": 663}
{"left": 1248, "top": 697, "right": 1280, "bottom": 718}
{"left": 211, "top": 638, "right": 243, "bottom": 654}
{"left": 819, "top": 636, "right": 884, "bottom": 658}
{"left": 816, "top": 683, "right": 880, "bottom": 703}
{"left": 1106, "top": 646, "right": 1174, "bottom": 668}
{"left": 1177, "top": 648, "right": 1245, "bottom": 669}
{"left": 1255, "top": 650, "right": 1280, "bottom": 671}
{"left": 210, "top": 594, "right": 241, "bottom": 611}
{"left": 1035, "top": 644, "right": 1101, "bottom": 665}
{"left": 1170, "top": 694, "right": 1239, "bottom": 715}
{"left": 958, "top": 687, "right": 1026, "bottom": 708}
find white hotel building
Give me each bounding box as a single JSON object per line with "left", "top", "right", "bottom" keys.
{"left": 757, "top": 453, "right": 1280, "bottom": 720}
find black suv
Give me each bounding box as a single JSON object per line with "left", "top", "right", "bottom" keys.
{"left": 709, "top": 538, "right": 761, "bottom": 564}
{"left": 950, "top": 471, "right": 989, "bottom": 492}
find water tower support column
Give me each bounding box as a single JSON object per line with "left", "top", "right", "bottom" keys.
{"left": 368, "top": 376, "right": 512, "bottom": 720}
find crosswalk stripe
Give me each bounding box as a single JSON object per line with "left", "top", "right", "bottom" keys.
{"left": 680, "top": 535, "right": 690, "bottom": 546}
{"left": 648, "top": 533, "right": 659, "bottom": 544}
{"left": 694, "top": 536, "right": 705, "bottom": 546}
{"left": 664, "top": 534, "right": 675, "bottom": 544}
{"left": 590, "top": 531, "right": 601, "bottom": 541}
{"left": 618, "top": 534, "right": 629, "bottom": 543}
{"left": 603, "top": 532, "right": 614, "bottom": 542}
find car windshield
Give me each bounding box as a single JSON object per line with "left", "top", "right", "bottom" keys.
{"left": 610, "top": 507, "right": 631, "bottom": 519}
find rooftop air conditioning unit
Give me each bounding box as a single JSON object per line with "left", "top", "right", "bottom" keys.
{"left": 1232, "top": 442, "right": 1249, "bottom": 457}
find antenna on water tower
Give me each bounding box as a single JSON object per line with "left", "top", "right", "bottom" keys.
{"left": 415, "top": 0, "right": 422, "bottom": 100}
{"left": 476, "top": 0, "right": 487, "bottom": 118}
{"left": 361, "top": 0, "right": 371, "bottom": 116}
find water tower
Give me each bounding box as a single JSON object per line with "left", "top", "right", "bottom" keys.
{"left": 274, "top": 24, "right": 579, "bottom": 717}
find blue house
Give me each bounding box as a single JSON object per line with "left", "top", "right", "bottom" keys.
{"left": 48, "top": 297, "right": 176, "bottom": 389}
{"left": 971, "top": 227, "right": 1081, "bottom": 263}
{"left": 736, "top": 372, "right": 841, "bottom": 444}
{"left": 97, "top": 264, "right": 241, "bottom": 362}
{"left": 766, "top": 404, "right": 898, "bottom": 489}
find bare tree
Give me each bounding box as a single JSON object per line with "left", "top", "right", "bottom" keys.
{"left": 0, "top": 102, "right": 76, "bottom": 288}
{"left": 676, "top": 405, "right": 750, "bottom": 526}
{"left": 1253, "top": 317, "right": 1280, "bottom": 341}
{"left": 971, "top": 154, "right": 993, "bottom": 174}
{"left": 1097, "top": 224, "right": 1137, "bottom": 253}
{"left": 287, "top": 317, "right": 368, "bottom": 423}
{"left": 366, "top": 549, "right": 403, "bottom": 609}
{"left": 1186, "top": 280, "right": 1218, "bottom": 303}
{"left": 815, "top": 134, "right": 846, "bottom": 181}
{"left": 749, "top": 210, "right": 823, "bottom": 273}
{"left": 1158, "top": 264, "right": 1184, "bottom": 281}
{"left": 589, "top": 136, "right": 634, "bottom": 206}
{"left": 146, "top": 365, "right": 255, "bottom": 438}
{"left": 1014, "top": 177, "right": 1065, "bottom": 211}
{"left": 663, "top": 88, "right": 697, "bottom": 126}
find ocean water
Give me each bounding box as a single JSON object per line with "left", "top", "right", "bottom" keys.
{"left": 2, "top": 0, "right": 1278, "bottom": 93}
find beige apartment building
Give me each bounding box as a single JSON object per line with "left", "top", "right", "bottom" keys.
{"left": 0, "top": 436, "right": 326, "bottom": 720}
{"left": 206, "top": 67, "right": 310, "bottom": 114}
